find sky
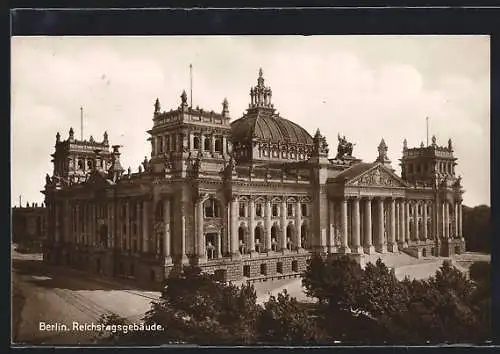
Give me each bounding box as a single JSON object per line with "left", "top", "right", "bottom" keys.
{"left": 11, "top": 35, "right": 490, "bottom": 207}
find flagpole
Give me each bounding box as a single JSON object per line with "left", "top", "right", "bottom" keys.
{"left": 426, "top": 117, "right": 429, "bottom": 146}
{"left": 80, "top": 106, "right": 84, "bottom": 141}
{"left": 189, "top": 64, "right": 193, "bottom": 108}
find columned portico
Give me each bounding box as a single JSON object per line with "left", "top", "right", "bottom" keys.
{"left": 328, "top": 200, "right": 337, "bottom": 253}
{"left": 230, "top": 197, "right": 240, "bottom": 259}
{"left": 163, "top": 198, "right": 172, "bottom": 264}
{"left": 265, "top": 199, "right": 272, "bottom": 252}
{"left": 405, "top": 201, "right": 411, "bottom": 244}
{"left": 363, "top": 197, "right": 375, "bottom": 254}
{"left": 351, "top": 197, "right": 363, "bottom": 254}
{"left": 248, "top": 199, "right": 256, "bottom": 254}
{"left": 295, "top": 200, "right": 302, "bottom": 250}
{"left": 387, "top": 198, "right": 398, "bottom": 252}
{"left": 375, "top": 198, "right": 386, "bottom": 253}
{"left": 398, "top": 199, "right": 407, "bottom": 247}
{"left": 142, "top": 200, "right": 149, "bottom": 253}
{"left": 197, "top": 198, "right": 206, "bottom": 264}
{"left": 280, "top": 200, "right": 287, "bottom": 252}
{"left": 412, "top": 201, "right": 419, "bottom": 242}
{"left": 340, "top": 198, "right": 350, "bottom": 253}
{"left": 423, "top": 201, "right": 428, "bottom": 241}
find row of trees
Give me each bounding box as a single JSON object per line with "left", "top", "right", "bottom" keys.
{"left": 98, "top": 257, "right": 491, "bottom": 345}
{"left": 462, "top": 205, "right": 491, "bottom": 253}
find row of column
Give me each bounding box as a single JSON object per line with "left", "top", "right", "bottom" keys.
{"left": 329, "top": 197, "right": 463, "bottom": 254}
{"left": 152, "top": 133, "right": 227, "bottom": 156}
{"left": 195, "top": 197, "right": 306, "bottom": 263}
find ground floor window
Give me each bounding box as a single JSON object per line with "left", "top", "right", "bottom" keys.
{"left": 291, "top": 260, "right": 298, "bottom": 272}
{"left": 243, "top": 265, "right": 251, "bottom": 277}
{"left": 276, "top": 262, "right": 283, "bottom": 274}
{"left": 260, "top": 263, "right": 267, "bottom": 276}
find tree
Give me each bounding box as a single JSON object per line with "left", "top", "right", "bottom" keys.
{"left": 257, "top": 289, "right": 321, "bottom": 345}
{"left": 355, "top": 259, "right": 410, "bottom": 318}
{"left": 141, "top": 266, "right": 260, "bottom": 345}
{"left": 302, "top": 255, "right": 363, "bottom": 312}
{"left": 462, "top": 205, "right": 491, "bottom": 253}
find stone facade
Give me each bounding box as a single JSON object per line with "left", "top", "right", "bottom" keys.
{"left": 42, "top": 69, "right": 465, "bottom": 284}
{"left": 12, "top": 202, "right": 48, "bottom": 247}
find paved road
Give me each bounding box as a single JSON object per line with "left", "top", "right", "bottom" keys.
{"left": 11, "top": 246, "right": 160, "bottom": 345}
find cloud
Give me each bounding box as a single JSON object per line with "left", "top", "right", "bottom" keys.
{"left": 11, "top": 36, "right": 489, "bottom": 207}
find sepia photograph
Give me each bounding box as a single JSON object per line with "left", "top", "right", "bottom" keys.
{"left": 11, "top": 35, "right": 491, "bottom": 346}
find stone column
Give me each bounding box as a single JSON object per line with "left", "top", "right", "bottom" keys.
{"left": 295, "top": 200, "right": 302, "bottom": 250}
{"left": 388, "top": 198, "right": 397, "bottom": 252}
{"left": 210, "top": 134, "right": 216, "bottom": 155}
{"left": 222, "top": 136, "right": 227, "bottom": 155}
{"left": 142, "top": 200, "right": 149, "bottom": 253}
{"left": 181, "top": 214, "right": 188, "bottom": 263}
{"left": 445, "top": 202, "right": 450, "bottom": 239}
{"left": 197, "top": 199, "right": 206, "bottom": 263}
{"left": 405, "top": 201, "right": 411, "bottom": 244}
{"left": 454, "top": 202, "right": 459, "bottom": 238}
{"left": 351, "top": 197, "right": 363, "bottom": 254}
{"left": 340, "top": 198, "right": 351, "bottom": 253}
{"left": 265, "top": 199, "right": 272, "bottom": 252}
{"left": 458, "top": 202, "right": 463, "bottom": 240}
{"left": 328, "top": 200, "right": 337, "bottom": 253}
{"left": 230, "top": 196, "right": 240, "bottom": 259}
{"left": 216, "top": 230, "right": 222, "bottom": 258}
{"left": 423, "top": 201, "right": 428, "bottom": 241}
{"left": 200, "top": 134, "right": 206, "bottom": 154}
{"left": 125, "top": 200, "right": 130, "bottom": 251}
{"left": 248, "top": 199, "right": 256, "bottom": 254}
{"left": 364, "top": 198, "right": 375, "bottom": 254}
{"left": 376, "top": 198, "right": 387, "bottom": 253}
{"left": 399, "top": 200, "right": 407, "bottom": 247}
{"left": 412, "top": 202, "right": 419, "bottom": 242}
{"left": 55, "top": 203, "right": 60, "bottom": 243}
{"left": 280, "top": 200, "right": 287, "bottom": 252}
{"left": 163, "top": 199, "right": 171, "bottom": 264}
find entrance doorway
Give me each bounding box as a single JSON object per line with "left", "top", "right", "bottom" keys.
{"left": 206, "top": 232, "right": 218, "bottom": 259}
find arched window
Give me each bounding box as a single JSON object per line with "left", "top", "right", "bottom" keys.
{"left": 204, "top": 136, "right": 211, "bottom": 151}
{"left": 271, "top": 225, "right": 279, "bottom": 251}
{"left": 193, "top": 136, "right": 200, "bottom": 150}
{"left": 286, "top": 224, "right": 294, "bottom": 250}
{"left": 78, "top": 159, "right": 84, "bottom": 170}
{"left": 301, "top": 224, "right": 308, "bottom": 249}
{"left": 204, "top": 198, "right": 221, "bottom": 218}
{"left": 255, "top": 226, "right": 263, "bottom": 253}
{"left": 238, "top": 226, "right": 246, "bottom": 254}
{"left": 214, "top": 138, "right": 223, "bottom": 153}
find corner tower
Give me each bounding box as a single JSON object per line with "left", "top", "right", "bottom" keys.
{"left": 50, "top": 129, "right": 112, "bottom": 185}
{"left": 148, "top": 91, "right": 232, "bottom": 178}
{"left": 400, "top": 135, "right": 458, "bottom": 187}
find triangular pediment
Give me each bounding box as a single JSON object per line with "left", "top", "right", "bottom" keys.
{"left": 347, "top": 164, "right": 407, "bottom": 188}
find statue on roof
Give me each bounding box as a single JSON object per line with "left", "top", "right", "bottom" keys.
{"left": 336, "top": 134, "right": 355, "bottom": 159}
{"left": 45, "top": 173, "right": 51, "bottom": 185}
{"left": 154, "top": 98, "right": 161, "bottom": 114}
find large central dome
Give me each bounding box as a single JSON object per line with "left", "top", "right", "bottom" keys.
{"left": 231, "top": 68, "right": 313, "bottom": 146}
{"left": 231, "top": 112, "right": 313, "bottom": 145}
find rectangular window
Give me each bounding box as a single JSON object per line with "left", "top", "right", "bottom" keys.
{"left": 256, "top": 204, "right": 263, "bottom": 217}
{"left": 301, "top": 204, "right": 308, "bottom": 217}
{"left": 287, "top": 204, "right": 293, "bottom": 217}
{"left": 272, "top": 204, "right": 279, "bottom": 217}
{"left": 239, "top": 203, "right": 246, "bottom": 217}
